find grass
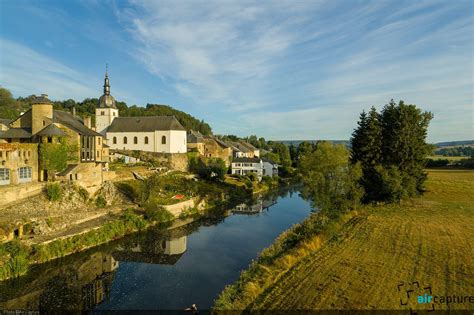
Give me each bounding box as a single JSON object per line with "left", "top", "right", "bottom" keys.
{"left": 428, "top": 155, "right": 469, "bottom": 161}
{"left": 214, "top": 169, "right": 474, "bottom": 311}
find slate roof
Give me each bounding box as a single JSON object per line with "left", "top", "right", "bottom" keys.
{"left": 232, "top": 157, "right": 262, "bottom": 163}
{"left": 262, "top": 157, "right": 277, "bottom": 165}
{"left": 57, "top": 164, "right": 78, "bottom": 176}
{"left": 53, "top": 110, "right": 103, "bottom": 137}
{"left": 187, "top": 130, "right": 204, "bottom": 143}
{"left": 0, "top": 128, "right": 32, "bottom": 139}
{"left": 35, "top": 124, "right": 67, "bottom": 137}
{"left": 213, "top": 137, "right": 231, "bottom": 148}
{"left": 107, "top": 116, "right": 186, "bottom": 132}
{"left": 0, "top": 119, "right": 11, "bottom": 126}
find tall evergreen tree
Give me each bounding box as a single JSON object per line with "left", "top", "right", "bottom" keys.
{"left": 351, "top": 100, "right": 432, "bottom": 202}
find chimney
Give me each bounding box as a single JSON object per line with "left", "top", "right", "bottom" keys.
{"left": 84, "top": 116, "right": 92, "bottom": 129}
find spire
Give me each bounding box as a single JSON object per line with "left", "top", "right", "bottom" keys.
{"left": 103, "top": 64, "right": 110, "bottom": 95}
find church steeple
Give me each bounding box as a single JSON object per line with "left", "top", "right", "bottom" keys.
{"left": 103, "top": 64, "right": 110, "bottom": 95}
{"left": 98, "top": 64, "right": 116, "bottom": 109}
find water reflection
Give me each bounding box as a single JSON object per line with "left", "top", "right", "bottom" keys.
{"left": 0, "top": 186, "right": 308, "bottom": 310}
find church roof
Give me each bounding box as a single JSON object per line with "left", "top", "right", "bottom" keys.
{"left": 107, "top": 116, "right": 186, "bottom": 132}
{"left": 97, "top": 70, "right": 116, "bottom": 109}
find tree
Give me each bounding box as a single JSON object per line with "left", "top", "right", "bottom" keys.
{"left": 350, "top": 100, "right": 433, "bottom": 202}
{"left": 299, "top": 142, "right": 363, "bottom": 215}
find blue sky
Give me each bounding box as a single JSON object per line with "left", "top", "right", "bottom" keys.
{"left": 0, "top": 0, "right": 472, "bottom": 142}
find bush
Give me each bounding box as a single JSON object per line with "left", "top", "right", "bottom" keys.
{"left": 78, "top": 187, "right": 89, "bottom": 201}
{"left": 46, "top": 183, "right": 63, "bottom": 201}
{"left": 247, "top": 173, "right": 258, "bottom": 182}
{"left": 144, "top": 204, "right": 174, "bottom": 222}
{"left": 95, "top": 195, "right": 107, "bottom": 208}
{"left": 426, "top": 158, "right": 449, "bottom": 168}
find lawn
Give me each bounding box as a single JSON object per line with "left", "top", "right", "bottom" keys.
{"left": 216, "top": 170, "right": 474, "bottom": 311}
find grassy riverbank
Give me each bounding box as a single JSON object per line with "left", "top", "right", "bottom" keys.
{"left": 214, "top": 169, "right": 474, "bottom": 310}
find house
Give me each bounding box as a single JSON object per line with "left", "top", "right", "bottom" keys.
{"left": 262, "top": 157, "right": 279, "bottom": 177}
{"left": 94, "top": 71, "right": 187, "bottom": 154}
{"left": 187, "top": 130, "right": 205, "bottom": 155}
{"left": 228, "top": 141, "right": 260, "bottom": 158}
{"left": 0, "top": 94, "right": 110, "bottom": 190}
{"left": 203, "top": 137, "right": 233, "bottom": 166}
{"left": 231, "top": 157, "right": 263, "bottom": 180}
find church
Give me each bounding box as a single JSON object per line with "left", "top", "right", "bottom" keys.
{"left": 95, "top": 71, "right": 187, "bottom": 154}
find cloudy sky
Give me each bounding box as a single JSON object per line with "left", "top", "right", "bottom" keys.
{"left": 0, "top": 0, "right": 472, "bottom": 142}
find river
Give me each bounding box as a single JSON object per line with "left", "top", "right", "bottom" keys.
{"left": 0, "top": 187, "right": 312, "bottom": 311}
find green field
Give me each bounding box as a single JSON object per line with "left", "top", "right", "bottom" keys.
{"left": 215, "top": 170, "right": 474, "bottom": 310}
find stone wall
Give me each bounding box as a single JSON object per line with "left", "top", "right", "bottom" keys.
{"left": 0, "top": 181, "right": 46, "bottom": 208}
{"left": 161, "top": 197, "right": 206, "bottom": 217}
{"left": 113, "top": 150, "right": 188, "bottom": 172}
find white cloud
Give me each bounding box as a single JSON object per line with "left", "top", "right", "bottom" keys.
{"left": 0, "top": 38, "right": 96, "bottom": 100}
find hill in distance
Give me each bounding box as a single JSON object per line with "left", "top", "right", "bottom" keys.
{"left": 0, "top": 87, "right": 212, "bottom": 135}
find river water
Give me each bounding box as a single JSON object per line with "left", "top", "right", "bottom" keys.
{"left": 0, "top": 188, "right": 312, "bottom": 311}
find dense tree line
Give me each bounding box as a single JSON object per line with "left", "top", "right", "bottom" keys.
{"left": 0, "top": 87, "right": 212, "bottom": 135}
{"left": 350, "top": 100, "right": 433, "bottom": 202}
{"left": 434, "top": 146, "right": 474, "bottom": 157}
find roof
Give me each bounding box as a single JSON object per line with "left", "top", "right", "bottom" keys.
{"left": 57, "top": 164, "right": 78, "bottom": 176}
{"left": 187, "top": 130, "right": 204, "bottom": 143}
{"left": 0, "top": 128, "right": 32, "bottom": 139}
{"left": 229, "top": 141, "right": 256, "bottom": 153}
{"left": 53, "top": 110, "right": 103, "bottom": 137}
{"left": 34, "top": 124, "right": 67, "bottom": 137}
{"left": 107, "top": 116, "right": 186, "bottom": 132}
{"left": 240, "top": 141, "right": 258, "bottom": 151}
{"left": 31, "top": 94, "right": 52, "bottom": 104}
{"left": 232, "top": 157, "right": 262, "bottom": 163}
{"left": 0, "top": 119, "right": 11, "bottom": 126}
{"left": 213, "top": 138, "right": 231, "bottom": 148}
{"left": 262, "top": 157, "right": 278, "bottom": 165}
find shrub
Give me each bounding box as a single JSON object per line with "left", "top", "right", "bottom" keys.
{"left": 46, "top": 183, "right": 63, "bottom": 201}
{"left": 426, "top": 158, "right": 449, "bottom": 168}
{"left": 78, "top": 187, "right": 89, "bottom": 201}
{"left": 144, "top": 203, "right": 174, "bottom": 222}
{"left": 95, "top": 195, "right": 107, "bottom": 208}
{"left": 247, "top": 173, "right": 258, "bottom": 182}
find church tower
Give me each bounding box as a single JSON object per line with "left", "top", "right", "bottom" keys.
{"left": 95, "top": 67, "right": 119, "bottom": 135}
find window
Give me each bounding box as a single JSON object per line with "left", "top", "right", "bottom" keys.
{"left": 144, "top": 136, "right": 148, "bottom": 144}
{"left": 113, "top": 137, "right": 117, "bottom": 144}
{"left": 0, "top": 168, "right": 10, "bottom": 185}
{"left": 123, "top": 137, "right": 127, "bottom": 144}
{"left": 97, "top": 150, "right": 100, "bottom": 157}
{"left": 43, "top": 120, "right": 46, "bottom": 126}
{"left": 113, "top": 112, "right": 116, "bottom": 116}
{"left": 161, "top": 136, "right": 166, "bottom": 144}
{"left": 134, "top": 136, "right": 138, "bottom": 144}
{"left": 101, "top": 111, "right": 105, "bottom": 116}
{"left": 0, "top": 151, "right": 2, "bottom": 158}
{"left": 18, "top": 167, "right": 32, "bottom": 183}
{"left": 98, "top": 138, "right": 101, "bottom": 145}
{"left": 47, "top": 137, "right": 52, "bottom": 143}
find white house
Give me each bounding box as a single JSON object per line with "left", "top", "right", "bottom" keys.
{"left": 262, "top": 158, "right": 278, "bottom": 177}
{"left": 231, "top": 157, "right": 263, "bottom": 180}
{"left": 95, "top": 70, "right": 187, "bottom": 154}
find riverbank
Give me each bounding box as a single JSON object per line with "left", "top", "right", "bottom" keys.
{"left": 214, "top": 169, "right": 474, "bottom": 310}
{"left": 0, "top": 171, "right": 282, "bottom": 281}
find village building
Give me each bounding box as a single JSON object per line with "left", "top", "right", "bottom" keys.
{"left": 0, "top": 94, "right": 111, "bottom": 192}
{"left": 95, "top": 71, "right": 187, "bottom": 154}
{"left": 262, "top": 157, "right": 279, "bottom": 177}
{"left": 203, "top": 137, "right": 233, "bottom": 166}
{"left": 231, "top": 157, "right": 263, "bottom": 180}
{"left": 187, "top": 130, "right": 205, "bottom": 155}
{"left": 228, "top": 141, "right": 260, "bottom": 158}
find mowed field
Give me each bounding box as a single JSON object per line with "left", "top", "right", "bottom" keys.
{"left": 252, "top": 170, "right": 474, "bottom": 310}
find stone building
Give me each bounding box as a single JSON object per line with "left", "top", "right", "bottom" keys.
{"left": 0, "top": 143, "right": 39, "bottom": 185}
{"left": 203, "top": 137, "right": 233, "bottom": 166}
{"left": 94, "top": 71, "right": 187, "bottom": 154}
{"left": 187, "top": 130, "right": 205, "bottom": 155}
{"left": 0, "top": 95, "right": 110, "bottom": 190}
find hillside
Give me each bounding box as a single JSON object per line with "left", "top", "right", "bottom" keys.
{"left": 0, "top": 87, "right": 212, "bottom": 135}
{"left": 215, "top": 169, "right": 474, "bottom": 310}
